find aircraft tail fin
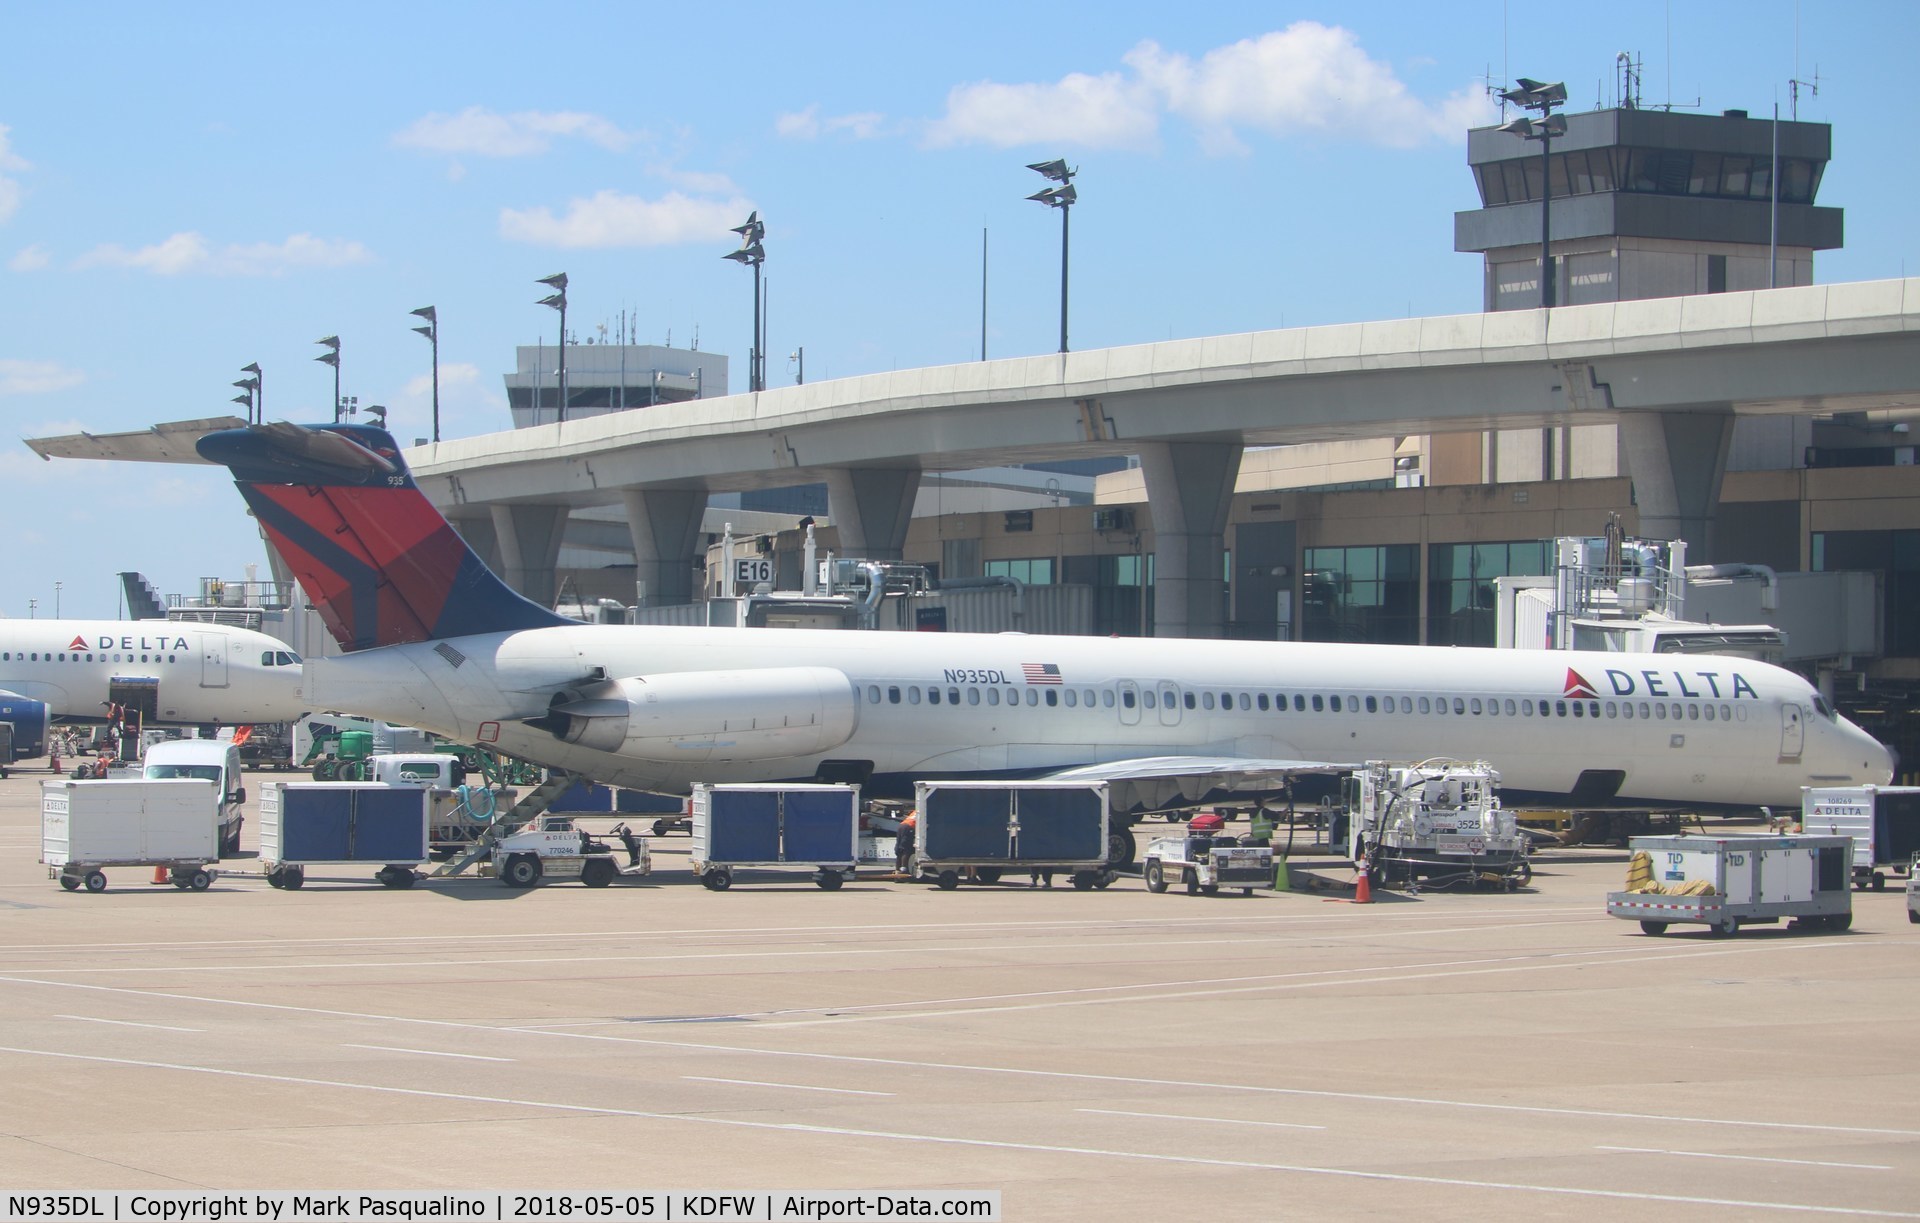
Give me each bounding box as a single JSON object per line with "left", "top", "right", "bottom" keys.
{"left": 197, "top": 422, "right": 571, "bottom": 651}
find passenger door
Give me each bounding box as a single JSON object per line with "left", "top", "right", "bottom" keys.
{"left": 1779, "top": 702, "right": 1804, "bottom": 760}
{"left": 199, "top": 633, "right": 229, "bottom": 689}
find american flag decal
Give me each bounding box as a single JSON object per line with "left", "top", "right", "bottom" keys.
{"left": 1022, "top": 662, "right": 1062, "bottom": 684}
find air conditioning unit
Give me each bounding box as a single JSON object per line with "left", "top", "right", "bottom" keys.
{"left": 1093, "top": 508, "right": 1134, "bottom": 532}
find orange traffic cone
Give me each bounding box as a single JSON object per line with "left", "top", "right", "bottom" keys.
{"left": 152, "top": 865, "right": 170, "bottom": 885}
{"left": 1353, "top": 859, "right": 1373, "bottom": 904}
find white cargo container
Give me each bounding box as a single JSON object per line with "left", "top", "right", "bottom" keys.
{"left": 1606, "top": 834, "right": 1852, "bottom": 936}
{"left": 42, "top": 778, "right": 221, "bottom": 893}
{"left": 1801, "top": 785, "right": 1920, "bottom": 890}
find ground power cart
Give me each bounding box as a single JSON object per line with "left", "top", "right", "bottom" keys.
{"left": 1607, "top": 834, "right": 1852, "bottom": 936}
{"left": 690, "top": 783, "right": 860, "bottom": 890}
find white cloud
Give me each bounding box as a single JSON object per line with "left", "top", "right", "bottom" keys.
{"left": 777, "top": 105, "right": 887, "bottom": 141}
{"left": 1128, "top": 24, "right": 1493, "bottom": 149}
{"left": 0, "top": 123, "right": 31, "bottom": 223}
{"left": 925, "top": 72, "right": 1158, "bottom": 150}
{"left": 394, "top": 106, "right": 639, "bottom": 157}
{"left": 921, "top": 23, "right": 1490, "bottom": 153}
{"left": 9, "top": 243, "right": 50, "bottom": 272}
{"left": 73, "top": 231, "right": 373, "bottom": 276}
{"left": 0, "top": 361, "right": 83, "bottom": 396}
{"left": 499, "top": 189, "right": 751, "bottom": 249}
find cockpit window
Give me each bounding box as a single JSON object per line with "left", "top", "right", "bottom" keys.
{"left": 1813, "top": 694, "right": 1836, "bottom": 720}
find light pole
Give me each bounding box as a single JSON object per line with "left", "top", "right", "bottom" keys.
{"left": 411, "top": 306, "right": 439, "bottom": 441}
{"left": 536, "top": 274, "right": 568, "bottom": 422}
{"left": 315, "top": 335, "right": 341, "bottom": 421}
{"left": 1499, "top": 78, "right": 1569, "bottom": 310}
{"left": 241, "top": 362, "right": 262, "bottom": 422}
{"left": 724, "top": 212, "right": 766, "bottom": 391}
{"left": 1026, "top": 159, "right": 1077, "bottom": 353}
{"left": 53, "top": 581, "right": 60, "bottom": 617}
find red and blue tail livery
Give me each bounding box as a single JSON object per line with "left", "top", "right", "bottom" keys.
{"left": 197, "top": 422, "right": 569, "bottom": 651}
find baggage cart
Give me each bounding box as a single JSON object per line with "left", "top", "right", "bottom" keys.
{"left": 258, "top": 781, "right": 433, "bottom": 890}
{"left": 1801, "top": 785, "right": 1920, "bottom": 890}
{"left": 690, "top": 783, "right": 859, "bottom": 890}
{"left": 41, "top": 778, "right": 221, "bottom": 893}
{"left": 1143, "top": 816, "right": 1272, "bottom": 897}
{"left": 1607, "top": 834, "right": 1852, "bottom": 936}
{"left": 912, "top": 780, "right": 1113, "bottom": 890}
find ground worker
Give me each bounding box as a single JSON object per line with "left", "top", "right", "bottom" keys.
{"left": 895, "top": 810, "right": 917, "bottom": 876}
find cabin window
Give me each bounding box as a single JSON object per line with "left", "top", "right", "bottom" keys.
{"left": 1654, "top": 703, "right": 1667, "bottom": 720}
{"left": 1257, "top": 694, "right": 1270, "bottom": 711}
{"left": 867, "top": 685, "right": 880, "bottom": 703}
{"left": 1735, "top": 705, "right": 1747, "bottom": 722}
{"left": 947, "top": 687, "right": 960, "bottom": 704}
{"left": 1143, "top": 690, "right": 1157, "bottom": 710}
{"left": 1470, "top": 698, "right": 1482, "bottom": 715}
{"left": 1201, "top": 692, "right": 1215, "bottom": 711}
{"left": 1310, "top": 694, "right": 1324, "bottom": 712}
{"left": 1042, "top": 689, "right": 1056, "bottom": 707}
{"left": 1292, "top": 694, "right": 1305, "bottom": 712}
{"left": 1102, "top": 689, "right": 1115, "bottom": 708}
{"left": 1418, "top": 696, "right": 1430, "bottom": 714}
{"left": 1005, "top": 688, "right": 1019, "bottom": 705}
{"left": 1720, "top": 704, "right": 1731, "bottom": 721}
{"left": 168, "top": 655, "right": 177, "bottom": 663}
{"left": 1688, "top": 704, "right": 1700, "bottom": 720}
{"left": 1122, "top": 690, "right": 1136, "bottom": 709}
{"left": 1573, "top": 702, "right": 1585, "bottom": 717}
{"left": 968, "top": 688, "right": 981, "bottom": 705}
{"left": 987, "top": 688, "right": 1000, "bottom": 706}
{"left": 887, "top": 686, "right": 901, "bottom": 704}
{"left": 1703, "top": 703, "right": 1714, "bottom": 721}
{"left": 1604, "top": 701, "right": 1616, "bottom": 718}
{"left": 1062, "top": 689, "right": 1076, "bottom": 707}
{"left": 1026, "top": 689, "right": 1039, "bottom": 706}
{"left": 1185, "top": 692, "right": 1198, "bottom": 710}
{"left": 908, "top": 687, "right": 921, "bottom": 705}
{"left": 927, "top": 688, "right": 941, "bottom": 705}
{"left": 1621, "top": 702, "right": 1633, "bottom": 719}
{"left": 1332, "top": 695, "right": 1345, "bottom": 712}
{"left": 1365, "top": 696, "right": 1377, "bottom": 713}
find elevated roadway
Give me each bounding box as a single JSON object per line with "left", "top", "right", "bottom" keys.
{"left": 408, "top": 278, "right": 1920, "bottom": 634}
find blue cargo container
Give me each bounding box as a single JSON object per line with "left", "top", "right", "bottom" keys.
{"left": 913, "top": 781, "right": 1112, "bottom": 891}
{"left": 259, "top": 781, "right": 430, "bottom": 890}
{"left": 690, "top": 784, "right": 860, "bottom": 891}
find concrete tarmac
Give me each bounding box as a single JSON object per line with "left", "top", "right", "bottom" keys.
{"left": 1, "top": 764, "right": 1916, "bottom": 1219}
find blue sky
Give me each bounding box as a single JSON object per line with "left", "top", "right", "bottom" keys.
{"left": 2, "top": 1, "right": 1912, "bottom": 620}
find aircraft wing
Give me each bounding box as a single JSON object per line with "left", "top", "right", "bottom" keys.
{"left": 24, "top": 416, "right": 248, "bottom": 464}
{"left": 1038, "top": 755, "right": 1359, "bottom": 815}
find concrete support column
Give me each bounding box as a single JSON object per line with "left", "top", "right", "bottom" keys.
{"left": 620, "top": 487, "right": 706, "bottom": 607}
{"left": 1619, "top": 409, "right": 1734, "bottom": 555}
{"left": 446, "top": 511, "right": 503, "bottom": 574}
{"left": 1139, "top": 439, "right": 1243, "bottom": 639}
{"left": 825, "top": 468, "right": 921, "bottom": 560}
{"left": 488, "top": 502, "right": 568, "bottom": 608}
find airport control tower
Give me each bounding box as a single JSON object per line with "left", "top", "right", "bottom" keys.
{"left": 1455, "top": 104, "right": 1842, "bottom": 310}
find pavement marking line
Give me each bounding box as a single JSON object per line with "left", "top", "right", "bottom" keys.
{"left": 682, "top": 1076, "right": 893, "bottom": 1097}
{"left": 0, "top": 904, "right": 1601, "bottom": 955}
{"left": 55, "top": 1015, "right": 204, "bottom": 1033}
{"left": 1598, "top": 1146, "right": 1894, "bottom": 1171}
{"left": 0, "top": 918, "right": 1613, "bottom": 979}
{"left": 6, "top": 966, "right": 1918, "bottom": 1141}
{"left": 0, "top": 1045, "right": 1906, "bottom": 1221}
{"left": 341, "top": 1044, "right": 515, "bottom": 1063}
{"left": 1078, "top": 1108, "right": 1324, "bottom": 1131}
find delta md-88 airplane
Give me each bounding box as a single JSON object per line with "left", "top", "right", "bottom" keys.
{"left": 191, "top": 421, "right": 1893, "bottom": 833}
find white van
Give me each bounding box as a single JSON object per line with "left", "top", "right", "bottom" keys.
{"left": 143, "top": 739, "right": 247, "bottom": 855}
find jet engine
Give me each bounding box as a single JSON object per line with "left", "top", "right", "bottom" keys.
{"left": 535, "top": 666, "right": 858, "bottom": 763}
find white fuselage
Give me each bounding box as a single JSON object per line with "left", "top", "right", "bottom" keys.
{"left": 0, "top": 619, "right": 307, "bottom": 724}
{"left": 304, "top": 625, "right": 1893, "bottom": 808}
